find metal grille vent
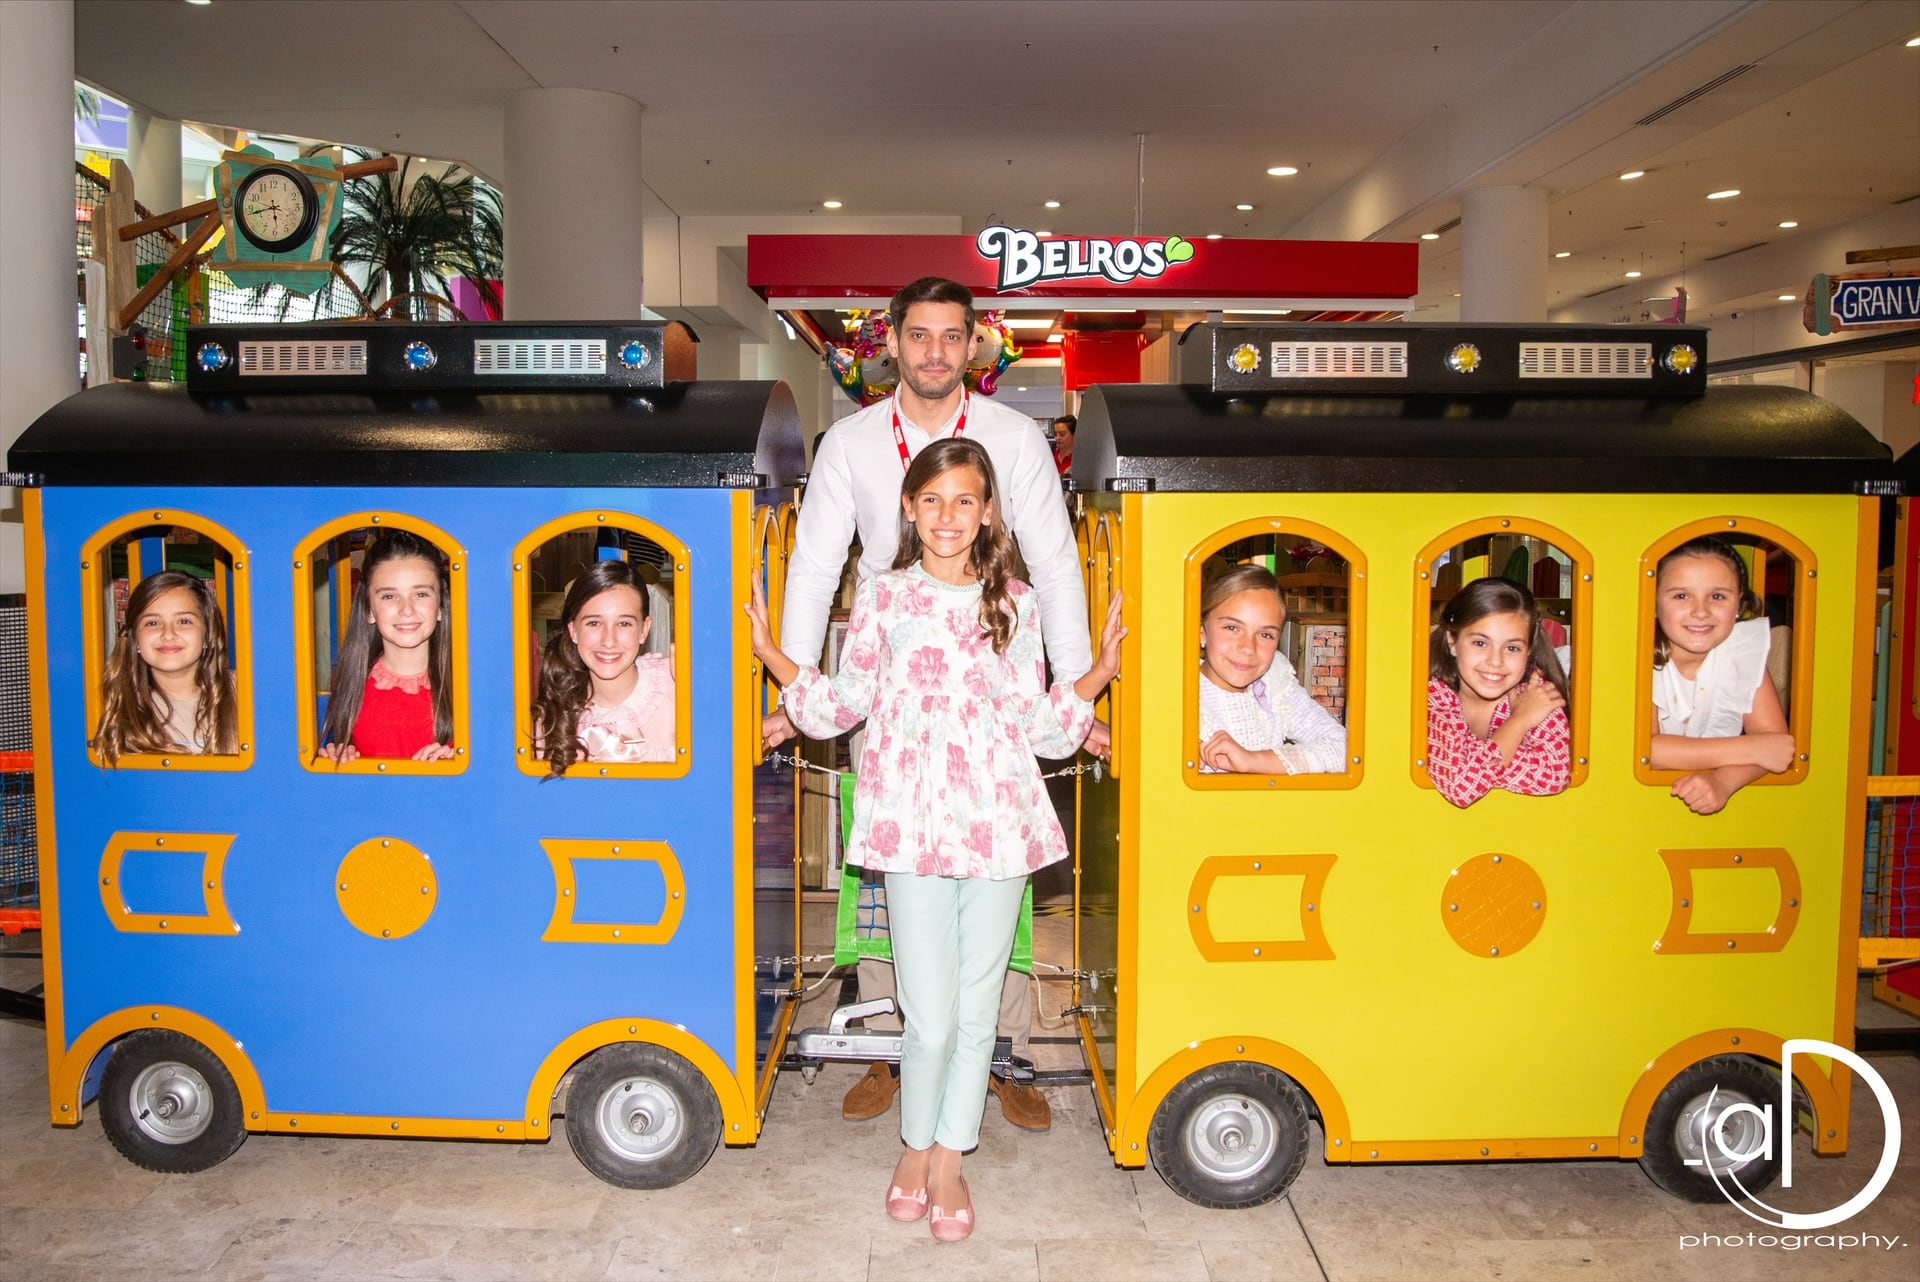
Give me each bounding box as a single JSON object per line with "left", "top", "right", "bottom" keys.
{"left": 239, "top": 341, "right": 368, "bottom": 376}
{"left": 1518, "top": 343, "right": 1651, "bottom": 379}
{"left": 1268, "top": 342, "right": 1408, "bottom": 378}
{"left": 473, "top": 339, "right": 607, "bottom": 375}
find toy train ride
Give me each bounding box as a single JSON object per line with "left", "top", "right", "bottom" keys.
{"left": 6, "top": 317, "right": 1900, "bottom": 1207}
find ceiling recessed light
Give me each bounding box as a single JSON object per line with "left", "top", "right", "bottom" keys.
{"left": 1235, "top": 203, "right": 1254, "bottom": 211}
{"left": 1015, "top": 387, "right": 1027, "bottom": 393}
{"left": 822, "top": 200, "right": 842, "bottom": 209}
{"left": 1619, "top": 170, "right": 1646, "bottom": 180}
{"left": 1266, "top": 166, "right": 1298, "bottom": 177}
{"left": 1778, "top": 294, "right": 1796, "bottom": 301}
{"left": 1035, "top": 230, "right": 1051, "bottom": 237}
{"left": 1554, "top": 251, "right": 1572, "bottom": 258}
{"left": 1421, "top": 232, "right": 1440, "bottom": 240}
{"left": 1205, "top": 233, "right": 1223, "bottom": 240}
{"left": 184, "top": 0, "right": 214, "bottom": 6}
{"left": 1707, "top": 189, "right": 1740, "bottom": 200}
{"left": 1907, "top": 35, "right": 1920, "bottom": 46}
{"left": 1778, "top": 220, "right": 1799, "bottom": 229}
{"left": 1044, "top": 200, "right": 1060, "bottom": 209}
{"left": 1047, "top": 333, "right": 1063, "bottom": 342}
{"left": 1003, "top": 318, "right": 1057, "bottom": 329}
{"left": 1625, "top": 270, "right": 1642, "bottom": 278}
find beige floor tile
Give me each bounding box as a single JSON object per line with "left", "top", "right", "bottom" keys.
{"left": 601, "top": 1227, "right": 783, "bottom": 1282}
{"left": 320, "top": 1221, "right": 616, "bottom": 1282}
{"left": 1197, "top": 1235, "right": 1331, "bottom": 1282}
{"left": 1037, "top": 1237, "right": 1211, "bottom": 1282}
{"left": 771, "top": 1229, "right": 874, "bottom": 1282}
{"left": 1309, "top": 1235, "right": 1626, "bottom": 1281}
{"left": 203, "top": 1216, "right": 360, "bottom": 1282}
{"left": 868, "top": 1236, "right": 1041, "bottom": 1282}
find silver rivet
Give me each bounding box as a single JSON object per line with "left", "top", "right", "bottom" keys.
{"left": 612, "top": 929, "right": 621, "bottom": 938}
{"left": 158, "top": 920, "right": 168, "bottom": 929}
{"left": 1582, "top": 573, "right": 1592, "bottom": 582}
{"left": 382, "top": 929, "right": 391, "bottom": 938}
{"left": 1492, "top": 854, "right": 1501, "bottom": 863}
{"left": 1480, "top": 1146, "right": 1490, "bottom": 1155}
{"left": 381, "top": 839, "right": 390, "bottom": 847}
{"left": 1732, "top": 854, "right": 1743, "bottom": 864}
{"left": 1369, "top": 1149, "right": 1379, "bottom": 1159}
{"left": 1252, "top": 947, "right": 1261, "bottom": 956}
{"left": 1191, "top": 904, "right": 1200, "bottom": 913}
{"left": 514, "top": 562, "right": 522, "bottom": 571}
{"left": 1449, "top": 903, "right": 1458, "bottom": 912}
{"left": 1731, "top": 1036, "right": 1742, "bottom": 1045}
{"left": 391, "top": 1121, "right": 400, "bottom": 1130}
{"left": 1251, "top": 861, "right": 1261, "bottom": 871}
{"left": 371, "top": 515, "right": 381, "bottom": 524}
{"left": 377, "top": 762, "right": 387, "bottom": 772}
{"left": 1531, "top": 901, "right": 1541, "bottom": 910}
{"left": 1588, "top": 1143, "right": 1597, "bottom": 1152}
{"left": 1333, "top": 1138, "right": 1342, "bottom": 1147}
{"left": 1788, "top": 898, "right": 1798, "bottom": 908}
{"left": 1500, "top": 520, "right": 1510, "bottom": 528}
{"left": 1726, "top": 519, "right": 1736, "bottom": 528}
{"left": 1727, "top": 940, "right": 1737, "bottom": 949}
{"left": 1490, "top": 947, "right": 1499, "bottom": 956}
{"left": 1305, "top": 903, "right": 1315, "bottom": 912}
{"left": 1419, "top": 570, "right": 1430, "bottom": 580}
{"left": 1680, "top": 898, "right": 1689, "bottom": 907}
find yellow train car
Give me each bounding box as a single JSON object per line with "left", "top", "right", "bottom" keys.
{"left": 1069, "top": 323, "right": 1891, "bottom": 1207}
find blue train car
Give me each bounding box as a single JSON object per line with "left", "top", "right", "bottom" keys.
{"left": 8, "top": 322, "right": 805, "bottom": 1187}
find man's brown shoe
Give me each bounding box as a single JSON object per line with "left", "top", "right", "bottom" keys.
{"left": 842, "top": 1062, "right": 899, "bottom": 1120}
{"left": 988, "top": 1073, "right": 1051, "bottom": 1131}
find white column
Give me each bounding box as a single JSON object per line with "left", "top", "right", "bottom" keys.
{"left": 1460, "top": 186, "right": 1548, "bottom": 323}
{"left": 503, "top": 88, "right": 644, "bottom": 320}
{"left": 1, "top": 0, "right": 77, "bottom": 565}
{"left": 127, "top": 108, "right": 185, "bottom": 213}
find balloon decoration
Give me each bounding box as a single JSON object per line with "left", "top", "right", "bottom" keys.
{"left": 825, "top": 308, "right": 1024, "bottom": 405}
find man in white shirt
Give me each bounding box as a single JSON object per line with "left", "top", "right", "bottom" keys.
{"left": 771, "top": 276, "right": 1099, "bottom": 1132}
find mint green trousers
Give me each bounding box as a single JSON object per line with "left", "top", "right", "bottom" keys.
{"left": 884, "top": 871, "right": 1029, "bottom": 1152}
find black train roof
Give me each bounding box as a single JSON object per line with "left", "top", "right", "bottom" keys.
{"left": 1072, "top": 324, "right": 1892, "bottom": 495}
{"left": 8, "top": 379, "right": 806, "bottom": 489}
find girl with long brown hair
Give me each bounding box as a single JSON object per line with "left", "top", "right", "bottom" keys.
{"left": 95, "top": 570, "right": 238, "bottom": 764}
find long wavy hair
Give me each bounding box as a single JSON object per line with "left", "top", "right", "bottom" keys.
{"left": 1429, "top": 576, "right": 1570, "bottom": 709}
{"left": 95, "top": 571, "right": 238, "bottom": 765}
{"left": 892, "top": 436, "right": 1027, "bottom": 654}
{"left": 1652, "top": 535, "right": 1762, "bottom": 669}
{"left": 533, "top": 559, "right": 651, "bottom": 778}
{"left": 316, "top": 530, "right": 453, "bottom": 757}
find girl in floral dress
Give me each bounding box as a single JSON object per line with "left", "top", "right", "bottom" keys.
{"left": 748, "top": 437, "right": 1123, "bottom": 1242}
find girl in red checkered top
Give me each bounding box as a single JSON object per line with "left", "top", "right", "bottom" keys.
{"left": 1426, "top": 577, "right": 1570, "bottom": 806}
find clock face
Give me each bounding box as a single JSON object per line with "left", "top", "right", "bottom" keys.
{"left": 235, "top": 164, "right": 319, "bottom": 254}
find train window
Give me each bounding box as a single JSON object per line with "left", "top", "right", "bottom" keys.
{"left": 292, "top": 515, "right": 469, "bottom": 776}
{"left": 512, "top": 512, "right": 692, "bottom": 780}
{"left": 1637, "top": 521, "right": 1812, "bottom": 795}
{"left": 1415, "top": 520, "right": 1592, "bottom": 800}
{"left": 1183, "top": 519, "right": 1364, "bottom": 791}
{"left": 81, "top": 511, "right": 254, "bottom": 771}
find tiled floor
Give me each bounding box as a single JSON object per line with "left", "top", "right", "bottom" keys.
{"left": 1, "top": 941, "right": 1915, "bottom": 1282}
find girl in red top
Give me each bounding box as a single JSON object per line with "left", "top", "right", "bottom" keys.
{"left": 317, "top": 531, "right": 455, "bottom": 763}
{"left": 1426, "top": 577, "right": 1570, "bottom": 806}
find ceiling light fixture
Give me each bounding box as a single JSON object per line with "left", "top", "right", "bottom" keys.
{"left": 1035, "top": 230, "right": 1051, "bottom": 237}
{"left": 822, "top": 200, "right": 842, "bottom": 209}
{"left": 1907, "top": 35, "right": 1920, "bottom": 46}
{"left": 1554, "top": 251, "right": 1572, "bottom": 258}
{"left": 1625, "top": 270, "right": 1642, "bottom": 278}
{"left": 1044, "top": 200, "right": 1060, "bottom": 209}
{"left": 1778, "top": 294, "right": 1796, "bottom": 301}
{"left": 1235, "top": 203, "right": 1254, "bottom": 211}
{"left": 184, "top": 0, "right": 213, "bottom": 6}
{"left": 1047, "top": 333, "right": 1063, "bottom": 343}
{"left": 1205, "top": 234, "right": 1222, "bottom": 240}
{"left": 1266, "top": 166, "right": 1298, "bottom": 177}
{"left": 1421, "top": 232, "right": 1440, "bottom": 241}
{"left": 1778, "top": 220, "right": 1799, "bottom": 229}
{"left": 1619, "top": 170, "right": 1646, "bottom": 180}
{"left": 1707, "top": 189, "right": 1740, "bottom": 200}
{"left": 1002, "top": 318, "right": 1057, "bottom": 329}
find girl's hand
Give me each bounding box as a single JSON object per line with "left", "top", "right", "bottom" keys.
{"left": 1199, "top": 730, "right": 1255, "bottom": 773}
{"left": 411, "top": 742, "right": 457, "bottom": 763}
{"left": 1074, "top": 593, "right": 1127, "bottom": 701}
{"left": 1506, "top": 674, "right": 1565, "bottom": 734}
{"left": 318, "top": 742, "right": 359, "bottom": 765}
{"left": 1672, "top": 770, "right": 1731, "bottom": 815}
{"left": 1746, "top": 732, "right": 1796, "bottom": 774}
{"left": 744, "top": 574, "right": 778, "bottom": 664}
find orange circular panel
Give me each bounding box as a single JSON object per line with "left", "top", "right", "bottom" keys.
{"left": 1440, "top": 852, "right": 1546, "bottom": 958}
{"left": 335, "top": 837, "right": 437, "bottom": 940}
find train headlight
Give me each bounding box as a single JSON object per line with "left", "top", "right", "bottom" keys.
{"left": 1228, "top": 343, "right": 1261, "bottom": 374}
{"left": 402, "top": 341, "right": 438, "bottom": 373}
{"left": 617, "top": 339, "right": 651, "bottom": 370}
{"left": 1446, "top": 343, "right": 1483, "bottom": 374}
{"left": 195, "top": 343, "right": 230, "bottom": 374}
{"left": 1662, "top": 344, "right": 1699, "bottom": 374}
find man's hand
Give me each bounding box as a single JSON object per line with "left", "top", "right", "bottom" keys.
{"left": 763, "top": 709, "right": 797, "bottom": 750}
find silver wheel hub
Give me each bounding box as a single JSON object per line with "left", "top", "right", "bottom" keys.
{"left": 128, "top": 1061, "right": 214, "bottom": 1145}
{"left": 1673, "top": 1086, "right": 1767, "bottom": 1177}
{"left": 1185, "top": 1095, "right": 1277, "bottom": 1183}
{"left": 593, "top": 1075, "right": 685, "bottom": 1163}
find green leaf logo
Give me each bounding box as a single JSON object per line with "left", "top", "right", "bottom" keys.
{"left": 1163, "top": 235, "right": 1195, "bottom": 263}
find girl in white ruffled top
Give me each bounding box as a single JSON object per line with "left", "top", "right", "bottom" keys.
{"left": 1197, "top": 564, "right": 1346, "bottom": 775}
{"left": 1649, "top": 536, "right": 1794, "bottom": 814}
{"left": 533, "top": 559, "right": 676, "bottom": 774}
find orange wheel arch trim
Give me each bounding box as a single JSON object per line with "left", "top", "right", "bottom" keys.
{"left": 523, "top": 1017, "right": 757, "bottom": 1146}
{"left": 52, "top": 1006, "right": 268, "bottom": 1127}
{"left": 1118, "top": 1036, "right": 1351, "bottom": 1168}
{"left": 1617, "top": 1028, "right": 1847, "bottom": 1158}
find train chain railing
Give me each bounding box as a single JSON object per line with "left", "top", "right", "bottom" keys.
{"left": 762, "top": 750, "right": 1103, "bottom": 783}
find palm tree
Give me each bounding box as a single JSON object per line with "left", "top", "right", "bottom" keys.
{"left": 75, "top": 84, "right": 100, "bottom": 124}
{"left": 327, "top": 149, "right": 504, "bottom": 320}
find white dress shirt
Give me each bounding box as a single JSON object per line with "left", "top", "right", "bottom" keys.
{"left": 780, "top": 391, "right": 1093, "bottom": 681}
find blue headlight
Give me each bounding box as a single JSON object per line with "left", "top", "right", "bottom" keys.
{"left": 403, "top": 341, "right": 437, "bottom": 372}
{"left": 618, "top": 339, "right": 650, "bottom": 370}
{"left": 196, "top": 343, "right": 230, "bottom": 373}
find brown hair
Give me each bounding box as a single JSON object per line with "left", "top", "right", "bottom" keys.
{"left": 889, "top": 276, "right": 976, "bottom": 338}
{"left": 1429, "top": 576, "right": 1570, "bottom": 709}
{"left": 892, "top": 437, "right": 1027, "bottom": 654}
{"left": 315, "top": 530, "right": 453, "bottom": 758}
{"left": 1201, "top": 563, "right": 1285, "bottom": 624}
{"left": 1652, "top": 536, "right": 1762, "bottom": 669}
{"left": 95, "top": 570, "right": 239, "bottom": 764}
{"left": 533, "top": 558, "right": 651, "bottom": 778}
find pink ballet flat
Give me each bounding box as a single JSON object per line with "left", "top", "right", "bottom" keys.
{"left": 929, "top": 1177, "right": 973, "bottom": 1242}
{"left": 885, "top": 1183, "right": 929, "bottom": 1222}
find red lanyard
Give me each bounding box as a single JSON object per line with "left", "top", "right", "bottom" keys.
{"left": 891, "top": 391, "right": 970, "bottom": 472}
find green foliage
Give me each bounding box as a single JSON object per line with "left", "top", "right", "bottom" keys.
{"left": 329, "top": 149, "right": 504, "bottom": 320}
{"left": 75, "top": 84, "right": 100, "bottom": 124}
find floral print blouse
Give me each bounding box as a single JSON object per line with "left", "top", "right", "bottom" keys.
{"left": 784, "top": 564, "right": 1093, "bottom": 880}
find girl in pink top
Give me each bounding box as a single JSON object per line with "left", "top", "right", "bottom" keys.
{"left": 1426, "top": 577, "right": 1570, "bottom": 807}
{"left": 533, "top": 559, "right": 675, "bottom": 773}
{"left": 317, "top": 531, "right": 456, "bottom": 764}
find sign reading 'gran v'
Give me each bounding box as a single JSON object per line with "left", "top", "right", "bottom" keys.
{"left": 975, "top": 226, "right": 1198, "bottom": 290}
